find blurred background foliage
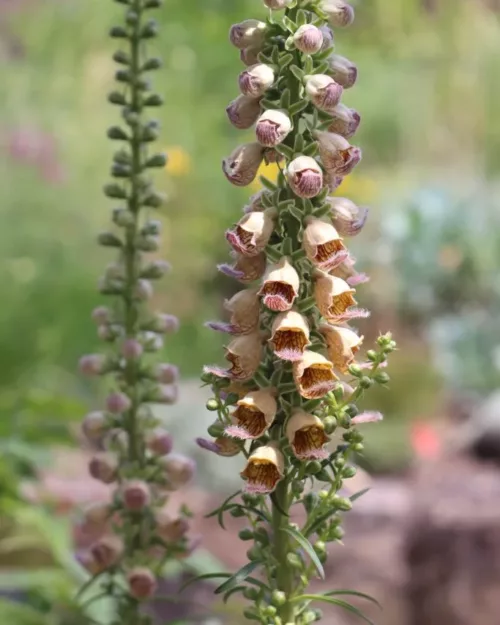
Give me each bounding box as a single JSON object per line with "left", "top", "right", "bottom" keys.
{"left": 1, "top": 0, "right": 500, "bottom": 619}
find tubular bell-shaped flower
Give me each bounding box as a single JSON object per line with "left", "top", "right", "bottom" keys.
{"left": 202, "top": 2, "right": 396, "bottom": 621}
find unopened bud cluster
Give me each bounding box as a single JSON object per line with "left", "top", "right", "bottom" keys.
{"left": 77, "top": 0, "right": 195, "bottom": 620}
{"left": 201, "top": 1, "right": 394, "bottom": 623}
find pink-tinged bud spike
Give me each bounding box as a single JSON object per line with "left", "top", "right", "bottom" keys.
{"left": 152, "top": 384, "right": 179, "bottom": 405}
{"left": 134, "top": 279, "right": 153, "bottom": 301}
{"left": 91, "top": 306, "right": 111, "bottom": 325}
{"left": 226, "top": 95, "right": 262, "bottom": 130}
{"left": 222, "top": 142, "right": 264, "bottom": 187}
{"left": 155, "top": 511, "right": 189, "bottom": 543}
{"left": 321, "top": 0, "right": 355, "bottom": 27}
{"left": 293, "top": 24, "right": 324, "bottom": 54}
{"left": 255, "top": 109, "right": 292, "bottom": 147}
{"left": 88, "top": 454, "right": 117, "bottom": 484}
{"left": 315, "top": 131, "right": 362, "bottom": 177}
{"left": 238, "top": 64, "right": 275, "bottom": 98}
{"left": 121, "top": 480, "right": 151, "bottom": 511}
{"left": 121, "top": 338, "right": 143, "bottom": 360}
{"left": 229, "top": 20, "right": 266, "bottom": 50}
{"left": 351, "top": 411, "right": 383, "bottom": 425}
{"left": 83, "top": 502, "right": 111, "bottom": 528}
{"left": 106, "top": 392, "right": 131, "bottom": 414}
{"left": 286, "top": 156, "right": 323, "bottom": 198}
{"left": 162, "top": 453, "right": 196, "bottom": 489}
{"left": 151, "top": 313, "right": 180, "bottom": 333}
{"left": 327, "top": 54, "right": 357, "bottom": 88}
{"left": 327, "top": 103, "right": 361, "bottom": 139}
{"left": 155, "top": 363, "right": 179, "bottom": 384}
{"left": 127, "top": 567, "right": 158, "bottom": 601}
{"left": 305, "top": 74, "right": 343, "bottom": 112}
{"left": 91, "top": 535, "right": 124, "bottom": 570}
{"left": 146, "top": 428, "right": 174, "bottom": 455}
{"left": 82, "top": 411, "right": 108, "bottom": 441}
{"left": 79, "top": 354, "right": 107, "bottom": 376}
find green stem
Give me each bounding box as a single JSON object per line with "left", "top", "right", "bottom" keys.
{"left": 272, "top": 477, "right": 295, "bottom": 622}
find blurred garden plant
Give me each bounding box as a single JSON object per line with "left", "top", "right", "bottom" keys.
{"left": 197, "top": 1, "right": 395, "bottom": 622}
{"left": 76, "top": 0, "right": 196, "bottom": 623}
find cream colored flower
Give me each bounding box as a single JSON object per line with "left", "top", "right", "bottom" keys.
{"left": 239, "top": 63, "right": 275, "bottom": 97}
{"left": 303, "top": 217, "right": 347, "bottom": 271}
{"left": 226, "top": 389, "right": 277, "bottom": 439}
{"left": 286, "top": 410, "right": 330, "bottom": 460}
{"left": 224, "top": 287, "right": 261, "bottom": 334}
{"left": 240, "top": 443, "right": 285, "bottom": 494}
{"left": 223, "top": 142, "right": 264, "bottom": 187}
{"left": 305, "top": 74, "right": 343, "bottom": 112}
{"left": 327, "top": 196, "right": 368, "bottom": 237}
{"left": 259, "top": 257, "right": 300, "bottom": 312}
{"left": 226, "top": 209, "right": 276, "bottom": 256}
{"left": 286, "top": 156, "right": 323, "bottom": 198}
{"left": 218, "top": 252, "right": 267, "bottom": 284}
{"left": 270, "top": 310, "right": 310, "bottom": 362}
{"left": 320, "top": 324, "right": 363, "bottom": 372}
{"left": 293, "top": 350, "right": 338, "bottom": 399}
{"left": 315, "top": 131, "right": 361, "bottom": 176}
{"left": 314, "top": 271, "right": 368, "bottom": 323}
{"left": 226, "top": 332, "right": 263, "bottom": 381}
{"left": 255, "top": 109, "right": 292, "bottom": 147}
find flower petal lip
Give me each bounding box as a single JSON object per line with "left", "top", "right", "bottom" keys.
{"left": 286, "top": 410, "right": 330, "bottom": 460}
{"left": 270, "top": 311, "right": 311, "bottom": 362}
{"left": 259, "top": 257, "right": 300, "bottom": 312}
{"left": 255, "top": 109, "right": 292, "bottom": 147}
{"left": 239, "top": 64, "right": 275, "bottom": 98}
{"left": 240, "top": 443, "right": 285, "bottom": 494}
{"left": 286, "top": 155, "right": 324, "bottom": 199}
{"left": 293, "top": 350, "right": 338, "bottom": 399}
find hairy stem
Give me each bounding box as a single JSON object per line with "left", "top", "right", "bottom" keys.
{"left": 272, "top": 476, "right": 295, "bottom": 622}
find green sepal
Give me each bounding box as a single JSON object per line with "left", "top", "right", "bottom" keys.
{"left": 282, "top": 15, "right": 296, "bottom": 33}
{"left": 296, "top": 9, "right": 308, "bottom": 27}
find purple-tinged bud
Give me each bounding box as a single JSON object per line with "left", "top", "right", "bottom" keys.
{"left": 264, "top": 0, "right": 291, "bottom": 8}
{"left": 121, "top": 480, "right": 151, "bottom": 511}
{"left": 327, "top": 197, "right": 368, "bottom": 236}
{"left": 121, "top": 338, "right": 143, "bottom": 360}
{"left": 240, "top": 46, "right": 261, "bottom": 67}
{"left": 226, "top": 95, "right": 262, "bottom": 130}
{"left": 155, "top": 363, "right": 179, "bottom": 384}
{"left": 155, "top": 511, "right": 189, "bottom": 543}
{"left": 134, "top": 279, "right": 154, "bottom": 301}
{"left": 327, "top": 103, "right": 361, "bottom": 138}
{"left": 82, "top": 411, "right": 109, "bottom": 440}
{"left": 106, "top": 391, "right": 132, "bottom": 414}
{"left": 321, "top": 0, "right": 355, "bottom": 27}
{"left": 146, "top": 428, "right": 174, "bottom": 455}
{"left": 150, "top": 313, "right": 180, "bottom": 334}
{"left": 97, "top": 324, "right": 120, "bottom": 342}
{"left": 319, "top": 25, "right": 334, "bottom": 51}
{"left": 88, "top": 454, "right": 117, "bottom": 484}
{"left": 229, "top": 20, "right": 266, "bottom": 50}
{"left": 255, "top": 109, "right": 292, "bottom": 147}
{"left": 83, "top": 502, "right": 111, "bottom": 528}
{"left": 91, "top": 306, "right": 111, "bottom": 325}
{"left": 327, "top": 54, "right": 357, "bottom": 88}
{"left": 293, "top": 24, "right": 324, "bottom": 54}
{"left": 305, "top": 74, "right": 343, "bottom": 112}
{"left": 103, "top": 428, "right": 129, "bottom": 453}
{"left": 315, "top": 131, "right": 362, "bottom": 176}
{"left": 351, "top": 411, "right": 383, "bottom": 425}
{"left": 151, "top": 384, "right": 179, "bottom": 405}
{"left": 127, "top": 567, "right": 157, "bottom": 600}
{"left": 79, "top": 354, "right": 108, "bottom": 376}
{"left": 239, "top": 64, "right": 275, "bottom": 98}
{"left": 90, "top": 535, "right": 123, "bottom": 570}
{"left": 161, "top": 453, "right": 196, "bottom": 489}
{"left": 286, "top": 156, "right": 323, "bottom": 198}
{"left": 223, "top": 142, "right": 264, "bottom": 187}
{"left": 142, "top": 332, "right": 164, "bottom": 352}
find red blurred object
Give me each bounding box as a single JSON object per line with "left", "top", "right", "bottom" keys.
{"left": 411, "top": 421, "right": 442, "bottom": 460}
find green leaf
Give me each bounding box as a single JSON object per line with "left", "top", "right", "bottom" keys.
{"left": 350, "top": 487, "right": 370, "bottom": 502}
{"left": 214, "top": 560, "right": 262, "bottom": 595}
{"left": 296, "top": 9, "right": 308, "bottom": 27}
{"left": 293, "top": 134, "right": 305, "bottom": 153}
{"left": 292, "top": 595, "right": 377, "bottom": 624}
{"left": 302, "top": 142, "right": 318, "bottom": 157}
{"left": 315, "top": 61, "right": 330, "bottom": 74}
{"left": 284, "top": 526, "right": 325, "bottom": 580}
{"left": 276, "top": 144, "right": 294, "bottom": 160}
{"left": 271, "top": 45, "right": 280, "bottom": 65}
{"left": 205, "top": 489, "right": 241, "bottom": 530}
{"left": 290, "top": 64, "right": 305, "bottom": 81}
{"left": 325, "top": 589, "right": 382, "bottom": 610}
{"left": 222, "top": 585, "right": 246, "bottom": 604}
{"left": 314, "top": 47, "right": 335, "bottom": 61}
{"left": 280, "top": 88, "right": 291, "bottom": 109}
{"left": 260, "top": 176, "right": 278, "bottom": 192}
{"left": 261, "top": 98, "right": 279, "bottom": 110}
{"left": 289, "top": 100, "right": 309, "bottom": 116}
{"left": 179, "top": 571, "right": 231, "bottom": 592}
{"left": 303, "top": 56, "right": 314, "bottom": 75}
{"left": 304, "top": 509, "right": 338, "bottom": 537}
{"left": 270, "top": 491, "right": 290, "bottom": 517}
{"left": 279, "top": 54, "right": 294, "bottom": 70}
{"left": 282, "top": 16, "right": 296, "bottom": 33}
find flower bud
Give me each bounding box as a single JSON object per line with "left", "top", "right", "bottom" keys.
{"left": 127, "top": 567, "right": 157, "bottom": 600}
{"left": 121, "top": 480, "right": 151, "bottom": 511}
{"left": 226, "top": 95, "right": 262, "bottom": 130}
{"left": 88, "top": 454, "right": 117, "bottom": 484}
{"left": 319, "top": 25, "right": 334, "bottom": 50}
{"left": 264, "top": 0, "right": 291, "bottom": 8}
{"left": 90, "top": 535, "right": 123, "bottom": 570}
{"left": 82, "top": 411, "right": 109, "bottom": 441}
{"left": 218, "top": 252, "right": 267, "bottom": 284}
{"left": 293, "top": 350, "right": 338, "bottom": 399}
{"left": 140, "top": 259, "right": 171, "bottom": 279}
{"left": 229, "top": 20, "right": 266, "bottom": 50}
{"left": 315, "top": 131, "right": 361, "bottom": 176}
{"left": 106, "top": 391, "right": 132, "bottom": 414}
{"left": 327, "top": 196, "right": 368, "bottom": 236}
{"left": 150, "top": 313, "right": 180, "bottom": 334}
{"left": 259, "top": 257, "right": 300, "bottom": 312}
{"left": 255, "top": 109, "right": 292, "bottom": 147}
{"left": 321, "top": 0, "right": 355, "bottom": 27}
{"left": 240, "top": 46, "right": 261, "bottom": 67}
{"left": 155, "top": 363, "right": 179, "bottom": 384}
{"left": 223, "top": 142, "right": 264, "bottom": 187}
{"left": 239, "top": 64, "right": 275, "bottom": 98}
{"left": 155, "top": 511, "right": 189, "bottom": 543}
{"left": 270, "top": 311, "right": 310, "bottom": 362}
{"left": 146, "top": 428, "right": 174, "bottom": 455}
{"left": 241, "top": 443, "right": 284, "bottom": 494}
{"left": 320, "top": 324, "right": 364, "bottom": 373}
{"left": 225, "top": 389, "right": 277, "bottom": 440}
{"left": 303, "top": 217, "right": 347, "bottom": 271}
{"left": 91, "top": 306, "right": 111, "bottom": 325}
{"left": 121, "top": 338, "right": 143, "bottom": 360}
{"left": 223, "top": 287, "right": 261, "bottom": 334}
{"left": 286, "top": 156, "right": 323, "bottom": 199}
{"left": 293, "top": 25, "right": 323, "bottom": 54}
{"left": 305, "top": 74, "right": 343, "bottom": 112}
{"left": 162, "top": 453, "right": 196, "bottom": 489}
{"left": 79, "top": 354, "right": 108, "bottom": 376}
{"left": 142, "top": 332, "right": 164, "bottom": 352}
{"left": 152, "top": 384, "right": 179, "bottom": 405}
{"left": 327, "top": 54, "right": 357, "bottom": 88}
{"left": 327, "top": 103, "right": 361, "bottom": 139}
{"left": 134, "top": 279, "right": 154, "bottom": 301}
{"left": 83, "top": 502, "right": 111, "bottom": 528}
{"left": 196, "top": 435, "right": 241, "bottom": 457}
{"left": 76, "top": 551, "right": 100, "bottom": 575}
{"left": 286, "top": 410, "right": 330, "bottom": 460}
{"left": 226, "top": 209, "right": 276, "bottom": 256}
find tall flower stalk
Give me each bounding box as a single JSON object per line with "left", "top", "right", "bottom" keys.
{"left": 77, "top": 1, "right": 195, "bottom": 623}
{"left": 200, "top": 1, "right": 395, "bottom": 622}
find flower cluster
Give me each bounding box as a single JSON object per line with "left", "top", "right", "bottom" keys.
{"left": 76, "top": 0, "right": 195, "bottom": 620}
{"left": 199, "top": 1, "right": 395, "bottom": 622}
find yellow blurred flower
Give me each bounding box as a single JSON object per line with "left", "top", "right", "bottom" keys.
{"left": 165, "top": 146, "right": 191, "bottom": 177}
{"left": 249, "top": 160, "right": 280, "bottom": 192}
{"left": 332, "top": 174, "right": 378, "bottom": 204}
